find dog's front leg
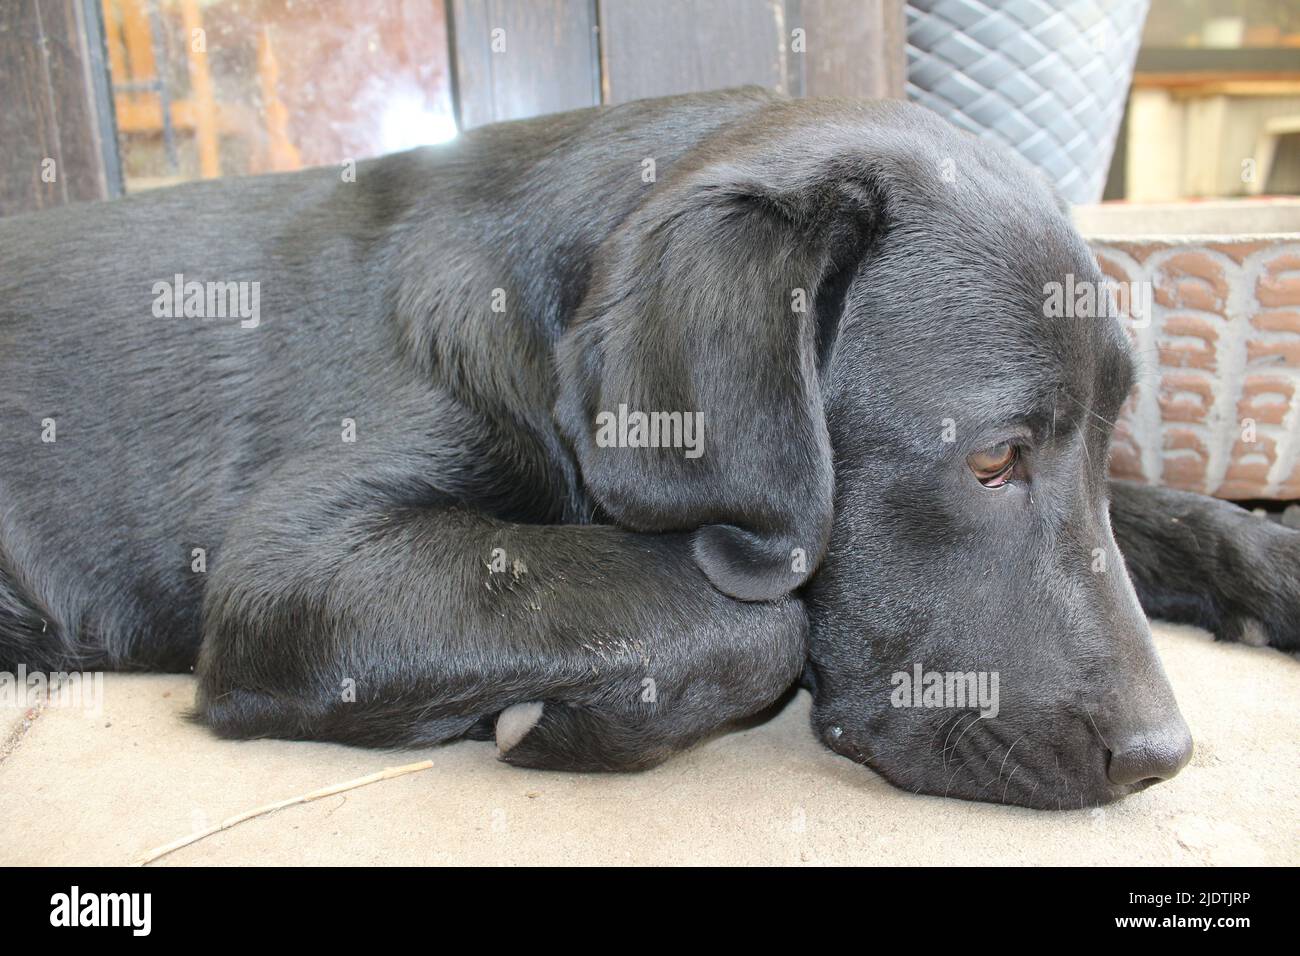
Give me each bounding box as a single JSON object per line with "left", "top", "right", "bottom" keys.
{"left": 194, "top": 458, "right": 806, "bottom": 771}
{"left": 1109, "top": 479, "right": 1300, "bottom": 651}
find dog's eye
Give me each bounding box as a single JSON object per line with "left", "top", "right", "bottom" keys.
{"left": 968, "top": 443, "right": 1018, "bottom": 487}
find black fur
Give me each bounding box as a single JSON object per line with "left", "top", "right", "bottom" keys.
{"left": 1, "top": 88, "right": 1295, "bottom": 808}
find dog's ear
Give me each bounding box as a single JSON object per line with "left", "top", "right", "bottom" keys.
{"left": 556, "top": 141, "right": 883, "bottom": 600}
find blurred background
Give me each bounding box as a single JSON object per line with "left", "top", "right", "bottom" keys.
{"left": 1, "top": 0, "right": 1295, "bottom": 209}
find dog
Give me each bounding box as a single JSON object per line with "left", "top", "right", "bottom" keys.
{"left": 1, "top": 88, "right": 1296, "bottom": 809}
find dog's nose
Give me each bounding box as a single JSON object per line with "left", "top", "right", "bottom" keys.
{"left": 1106, "top": 723, "right": 1193, "bottom": 786}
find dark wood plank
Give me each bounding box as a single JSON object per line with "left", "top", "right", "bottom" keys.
{"left": 0, "top": 0, "right": 117, "bottom": 217}
{"left": 42, "top": 0, "right": 117, "bottom": 203}
{"left": 0, "top": 0, "right": 63, "bottom": 216}
{"left": 449, "top": 0, "right": 599, "bottom": 129}
{"left": 598, "top": 0, "right": 789, "bottom": 104}
{"left": 793, "top": 0, "right": 905, "bottom": 100}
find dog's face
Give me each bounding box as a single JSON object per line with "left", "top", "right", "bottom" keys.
{"left": 559, "top": 98, "right": 1191, "bottom": 807}
{"left": 804, "top": 196, "right": 1192, "bottom": 809}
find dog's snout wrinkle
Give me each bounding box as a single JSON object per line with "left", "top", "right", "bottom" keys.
{"left": 1105, "top": 722, "right": 1193, "bottom": 787}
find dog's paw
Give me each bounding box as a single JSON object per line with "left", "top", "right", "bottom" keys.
{"left": 495, "top": 701, "right": 545, "bottom": 753}
{"left": 1219, "top": 521, "right": 1300, "bottom": 652}
{"left": 494, "top": 702, "right": 673, "bottom": 773}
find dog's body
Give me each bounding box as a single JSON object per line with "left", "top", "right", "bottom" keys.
{"left": 2, "top": 88, "right": 1296, "bottom": 806}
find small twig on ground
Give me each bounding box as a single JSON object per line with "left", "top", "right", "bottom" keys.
{"left": 138, "top": 759, "right": 436, "bottom": 865}
{"left": 0, "top": 693, "right": 51, "bottom": 767}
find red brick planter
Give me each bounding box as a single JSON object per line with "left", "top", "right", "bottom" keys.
{"left": 1076, "top": 200, "right": 1300, "bottom": 500}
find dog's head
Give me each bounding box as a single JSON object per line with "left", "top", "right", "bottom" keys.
{"left": 557, "top": 97, "right": 1191, "bottom": 808}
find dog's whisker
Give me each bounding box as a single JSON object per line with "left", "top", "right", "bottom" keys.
{"left": 1056, "top": 385, "right": 1121, "bottom": 433}
{"left": 938, "top": 713, "right": 967, "bottom": 770}
{"left": 997, "top": 732, "right": 1028, "bottom": 783}
{"left": 930, "top": 712, "right": 964, "bottom": 750}
{"left": 942, "top": 713, "right": 984, "bottom": 770}
{"left": 1084, "top": 708, "right": 1110, "bottom": 752}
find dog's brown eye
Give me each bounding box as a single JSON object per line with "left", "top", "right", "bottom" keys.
{"left": 968, "top": 443, "right": 1017, "bottom": 487}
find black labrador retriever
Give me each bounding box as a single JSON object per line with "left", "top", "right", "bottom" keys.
{"left": 1, "top": 88, "right": 1296, "bottom": 809}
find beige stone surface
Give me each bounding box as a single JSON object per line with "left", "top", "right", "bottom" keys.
{"left": 0, "top": 623, "right": 1296, "bottom": 866}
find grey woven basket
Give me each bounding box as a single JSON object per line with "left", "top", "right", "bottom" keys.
{"left": 906, "top": 0, "right": 1149, "bottom": 204}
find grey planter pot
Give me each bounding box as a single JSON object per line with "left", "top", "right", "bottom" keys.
{"left": 906, "top": 0, "right": 1149, "bottom": 204}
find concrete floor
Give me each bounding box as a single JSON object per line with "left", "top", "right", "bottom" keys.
{"left": 1, "top": 622, "right": 1296, "bottom": 866}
